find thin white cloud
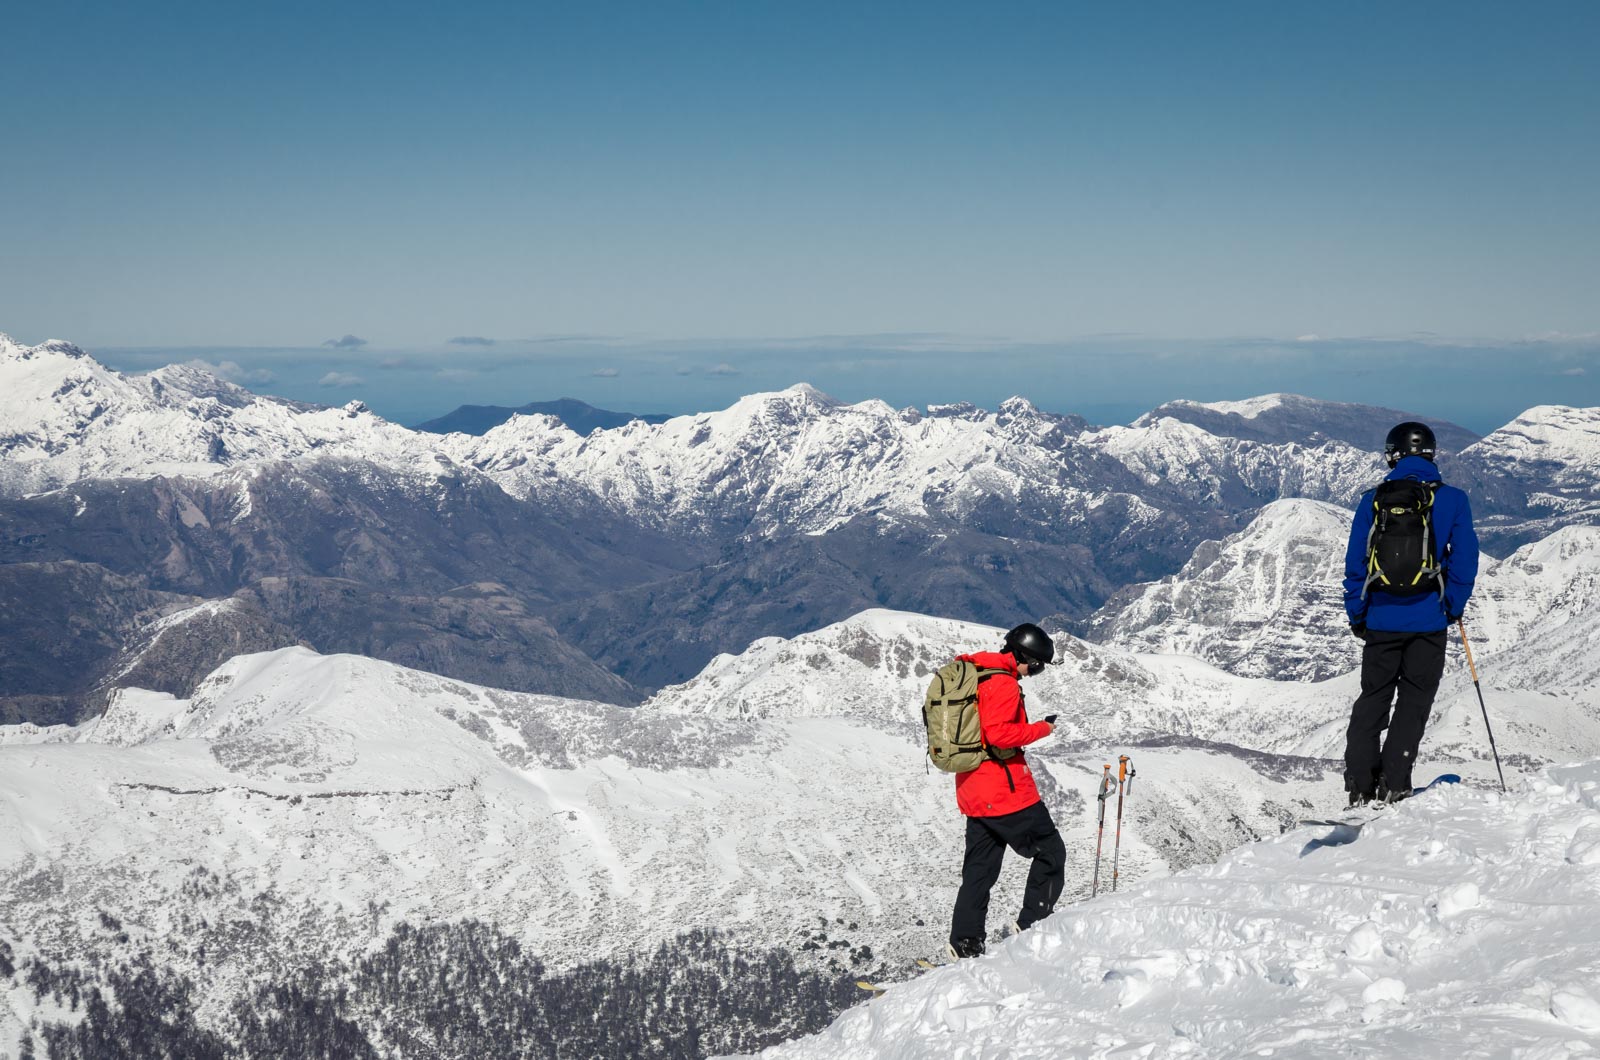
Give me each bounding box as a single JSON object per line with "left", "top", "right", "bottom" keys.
{"left": 323, "top": 334, "right": 368, "bottom": 349}
{"left": 435, "top": 368, "right": 480, "bottom": 382}
{"left": 1559, "top": 367, "right": 1587, "bottom": 376}
{"left": 708, "top": 363, "right": 740, "bottom": 376}
{"left": 591, "top": 367, "right": 620, "bottom": 378}
{"left": 319, "top": 371, "right": 365, "bottom": 388}
{"left": 1527, "top": 330, "right": 1600, "bottom": 343}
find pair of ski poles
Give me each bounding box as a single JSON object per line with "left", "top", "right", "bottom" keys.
{"left": 1091, "top": 755, "right": 1134, "bottom": 897}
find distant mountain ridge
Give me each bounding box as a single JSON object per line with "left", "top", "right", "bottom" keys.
{"left": 6, "top": 329, "right": 1600, "bottom": 723}
{"left": 412, "top": 397, "right": 671, "bottom": 436}
{"left": 1143, "top": 393, "right": 1481, "bottom": 452}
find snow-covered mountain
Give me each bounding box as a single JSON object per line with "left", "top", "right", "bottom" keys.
{"left": 9, "top": 331, "right": 1600, "bottom": 735}
{"left": 1086, "top": 498, "right": 1359, "bottom": 680}
{"left": 1088, "top": 501, "right": 1600, "bottom": 706}
{"left": 0, "top": 334, "right": 1402, "bottom": 550}
{"left": 6, "top": 334, "right": 1596, "bottom": 558}
{"left": 1451, "top": 404, "right": 1600, "bottom": 550}
{"left": 750, "top": 760, "right": 1600, "bottom": 1059}
{"left": 0, "top": 334, "right": 444, "bottom": 497}
{"left": 443, "top": 388, "right": 1141, "bottom": 538}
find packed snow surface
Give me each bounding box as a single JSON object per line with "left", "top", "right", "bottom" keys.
{"left": 748, "top": 762, "right": 1600, "bottom": 1059}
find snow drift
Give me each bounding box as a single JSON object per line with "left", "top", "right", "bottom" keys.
{"left": 749, "top": 762, "right": 1600, "bottom": 1059}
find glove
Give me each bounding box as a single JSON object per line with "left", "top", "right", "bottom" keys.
{"left": 1350, "top": 621, "right": 1368, "bottom": 642}
{"left": 1043, "top": 714, "right": 1058, "bottom": 725}
{"left": 1447, "top": 613, "right": 1463, "bottom": 624}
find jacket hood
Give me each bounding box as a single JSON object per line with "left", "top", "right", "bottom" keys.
{"left": 1386, "top": 454, "right": 1442, "bottom": 483}
{"left": 960, "top": 651, "right": 1020, "bottom": 676}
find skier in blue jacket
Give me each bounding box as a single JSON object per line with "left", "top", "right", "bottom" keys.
{"left": 1342, "top": 422, "right": 1479, "bottom": 805}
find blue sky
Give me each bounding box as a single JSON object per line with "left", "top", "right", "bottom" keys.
{"left": 2, "top": 1, "right": 1597, "bottom": 428}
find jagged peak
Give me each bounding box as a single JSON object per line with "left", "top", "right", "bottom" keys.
{"left": 0, "top": 333, "right": 91, "bottom": 362}
{"left": 455, "top": 412, "right": 579, "bottom": 457}
{"left": 38, "top": 338, "right": 90, "bottom": 358}
{"left": 924, "top": 400, "right": 985, "bottom": 421}
{"left": 140, "top": 362, "right": 258, "bottom": 408}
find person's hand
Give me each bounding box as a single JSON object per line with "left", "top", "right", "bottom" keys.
{"left": 1350, "top": 621, "right": 1368, "bottom": 642}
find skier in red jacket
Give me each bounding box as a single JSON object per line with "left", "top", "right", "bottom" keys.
{"left": 948, "top": 622, "right": 1064, "bottom": 960}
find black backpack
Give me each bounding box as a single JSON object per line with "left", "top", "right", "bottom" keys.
{"left": 1361, "top": 479, "right": 1443, "bottom": 599}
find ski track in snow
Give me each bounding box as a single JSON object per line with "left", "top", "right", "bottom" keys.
{"left": 747, "top": 766, "right": 1600, "bottom": 1059}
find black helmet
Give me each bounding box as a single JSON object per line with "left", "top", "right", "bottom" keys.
{"left": 1384, "top": 421, "right": 1436, "bottom": 467}
{"left": 1003, "top": 623, "right": 1056, "bottom": 668}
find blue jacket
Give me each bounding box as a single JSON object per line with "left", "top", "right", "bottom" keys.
{"left": 1343, "top": 456, "right": 1479, "bottom": 632}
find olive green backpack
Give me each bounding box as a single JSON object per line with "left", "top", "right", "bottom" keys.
{"left": 922, "top": 659, "right": 1017, "bottom": 773}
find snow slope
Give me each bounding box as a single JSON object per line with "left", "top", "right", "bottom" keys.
{"left": 643, "top": 609, "right": 1348, "bottom": 756}
{"left": 646, "top": 602, "right": 1600, "bottom": 770}
{"left": 0, "top": 641, "right": 1352, "bottom": 1050}
{"left": 748, "top": 761, "right": 1600, "bottom": 1059}
{"left": 2, "top": 602, "right": 1597, "bottom": 1052}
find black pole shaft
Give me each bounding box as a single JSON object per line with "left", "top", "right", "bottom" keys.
{"left": 1458, "top": 619, "right": 1507, "bottom": 793}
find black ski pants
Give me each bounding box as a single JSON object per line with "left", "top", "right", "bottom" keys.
{"left": 950, "top": 801, "right": 1065, "bottom": 945}
{"left": 1344, "top": 628, "right": 1447, "bottom": 795}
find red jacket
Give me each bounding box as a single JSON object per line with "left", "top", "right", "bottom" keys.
{"left": 952, "top": 651, "right": 1052, "bottom": 817}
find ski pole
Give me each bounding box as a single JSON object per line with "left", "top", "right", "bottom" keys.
{"left": 1111, "top": 755, "right": 1135, "bottom": 892}
{"left": 1091, "top": 764, "right": 1114, "bottom": 897}
{"left": 1457, "top": 619, "right": 1507, "bottom": 793}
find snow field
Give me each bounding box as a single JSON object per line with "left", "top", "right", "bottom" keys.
{"left": 749, "top": 765, "right": 1600, "bottom": 1059}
